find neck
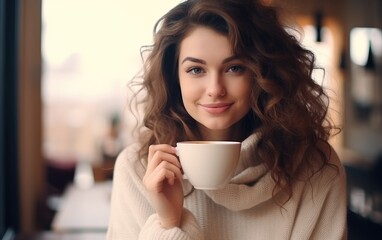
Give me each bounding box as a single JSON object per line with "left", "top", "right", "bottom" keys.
{"left": 198, "top": 124, "right": 232, "bottom": 141}
{"left": 198, "top": 124, "right": 248, "bottom": 141}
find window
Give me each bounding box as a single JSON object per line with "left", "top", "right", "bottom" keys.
{"left": 350, "top": 27, "right": 382, "bottom": 112}
{"left": 42, "top": 0, "right": 181, "bottom": 163}
{"left": 298, "top": 23, "right": 343, "bottom": 149}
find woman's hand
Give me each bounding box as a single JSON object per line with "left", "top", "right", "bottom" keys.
{"left": 143, "top": 144, "right": 184, "bottom": 228}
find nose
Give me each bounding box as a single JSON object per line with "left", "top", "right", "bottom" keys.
{"left": 207, "top": 73, "right": 226, "bottom": 97}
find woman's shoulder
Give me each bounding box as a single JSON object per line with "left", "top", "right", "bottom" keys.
{"left": 114, "top": 141, "right": 146, "bottom": 179}
{"left": 318, "top": 141, "right": 344, "bottom": 171}
{"left": 309, "top": 141, "right": 346, "bottom": 186}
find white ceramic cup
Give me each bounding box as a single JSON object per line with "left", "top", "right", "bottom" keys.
{"left": 176, "top": 141, "right": 241, "bottom": 190}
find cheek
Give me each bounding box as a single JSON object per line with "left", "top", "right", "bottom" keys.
{"left": 180, "top": 81, "right": 191, "bottom": 101}
{"left": 179, "top": 78, "right": 201, "bottom": 101}
{"left": 237, "top": 84, "right": 253, "bottom": 113}
{"left": 179, "top": 82, "right": 196, "bottom": 111}
{"left": 235, "top": 81, "right": 252, "bottom": 101}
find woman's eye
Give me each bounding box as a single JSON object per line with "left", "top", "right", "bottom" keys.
{"left": 187, "top": 67, "right": 204, "bottom": 75}
{"left": 227, "top": 65, "right": 245, "bottom": 73}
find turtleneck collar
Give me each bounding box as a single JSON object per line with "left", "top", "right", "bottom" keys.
{"left": 192, "top": 133, "right": 280, "bottom": 211}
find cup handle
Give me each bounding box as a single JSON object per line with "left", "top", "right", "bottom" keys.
{"left": 175, "top": 146, "right": 186, "bottom": 179}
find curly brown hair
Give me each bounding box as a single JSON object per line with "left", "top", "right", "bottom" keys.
{"left": 130, "top": 0, "right": 339, "bottom": 201}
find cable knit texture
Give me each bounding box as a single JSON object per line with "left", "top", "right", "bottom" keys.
{"left": 107, "top": 133, "right": 347, "bottom": 240}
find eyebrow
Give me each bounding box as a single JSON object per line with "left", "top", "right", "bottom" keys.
{"left": 180, "top": 55, "right": 240, "bottom": 65}
{"left": 181, "top": 57, "right": 206, "bottom": 65}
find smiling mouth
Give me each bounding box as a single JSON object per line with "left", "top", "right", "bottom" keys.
{"left": 200, "top": 103, "right": 233, "bottom": 114}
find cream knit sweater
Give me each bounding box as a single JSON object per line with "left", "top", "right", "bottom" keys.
{"left": 107, "top": 134, "right": 347, "bottom": 239}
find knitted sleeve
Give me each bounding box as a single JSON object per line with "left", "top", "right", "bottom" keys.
{"left": 291, "top": 147, "right": 348, "bottom": 240}
{"left": 107, "top": 145, "right": 203, "bottom": 240}
{"left": 139, "top": 209, "right": 203, "bottom": 239}
{"left": 308, "top": 152, "right": 348, "bottom": 240}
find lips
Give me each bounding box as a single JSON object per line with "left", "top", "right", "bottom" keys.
{"left": 200, "top": 103, "right": 233, "bottom": 114}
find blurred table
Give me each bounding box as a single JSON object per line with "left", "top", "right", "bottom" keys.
{"left": 51, "top": 180, "right": 112, "bottom": 232}
{"left": 32, "top": 231, "right": 107, "bottom": 240}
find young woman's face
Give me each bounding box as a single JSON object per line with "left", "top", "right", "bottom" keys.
{"left": 178, "top": 27, "right": 252, "bottom": 139}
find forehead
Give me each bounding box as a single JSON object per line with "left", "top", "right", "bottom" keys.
{"left": 179, "top": 27, "right": 233, "bottom": 61}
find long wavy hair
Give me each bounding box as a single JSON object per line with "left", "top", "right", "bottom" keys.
{"left": 130, "top": 0, "right": 339, "bottom": 201}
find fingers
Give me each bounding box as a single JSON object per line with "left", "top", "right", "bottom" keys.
{"left": 147, "top": 161, "right": 183, "bottom": 190}
{"left": 157, "top": 160, "right": 183, "bottom": 184}
{"left": 144, "top": 144, "right": 183, "bottom": 192}
{"left": 147, "top": 145, "right": 180, "bottom": 171}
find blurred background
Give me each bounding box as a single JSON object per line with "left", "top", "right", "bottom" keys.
{"left": 0, "top": 0, "right": 381, "bottom": 239}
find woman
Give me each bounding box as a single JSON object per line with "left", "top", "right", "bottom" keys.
{"left": 107, "top": 0, "right": 347, "bottom": 239}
